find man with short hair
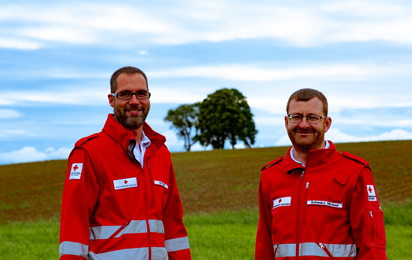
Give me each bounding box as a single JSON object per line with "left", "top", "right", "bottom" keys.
{"left": 60, "top": 66, "right": 191, "bottom": 260}
{"left": 255, "top": 88, "right": 387, "bottom": 259}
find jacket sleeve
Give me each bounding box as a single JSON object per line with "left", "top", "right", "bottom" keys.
{"left": 59, "top": 148, "right": 99, "bottom": 260}
{"left": 349, "top": 166, "right": 387, "bottom": 260}
{"left": 255, "top": 177, "right": 274, "bottom": 260}
{"left": 162, "top": 162, "right": 191, "bottom": 260}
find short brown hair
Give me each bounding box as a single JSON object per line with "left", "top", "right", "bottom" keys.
{"left": 286, "top": 88, "right": 328, "bottom": 116}
{"left": 110, "top": 66, "right": 148, "bottom": 93}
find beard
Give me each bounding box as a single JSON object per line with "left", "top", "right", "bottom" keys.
{"left": 287, "top": 126, "right": 325, "bottom": 152}
{"left": 114, "top": 104, "right": 150, "bottom": 130}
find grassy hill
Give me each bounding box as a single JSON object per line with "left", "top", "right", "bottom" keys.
{"left": 1, "top": 140, "right": 411, "bottom": 223}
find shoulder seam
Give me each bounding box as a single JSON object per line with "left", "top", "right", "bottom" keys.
{"left": 261, "top": 156, "right": 284, "bottom": 171}
{"left": 75, "top": 133, "right": 100, "bottom": 147}
{"left": 342, "top": 151, "right": 369, "bottom": 166}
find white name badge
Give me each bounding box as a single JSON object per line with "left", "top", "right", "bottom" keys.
{"left": 307, "top": 200, "right": 343, "bottom": 208}
{"left": 273, "top": 197, "right": 291, "bottom": 209}
{"left": 113, "top": 177, "right": 138, "bottom": 190}
{"left": 154, "top": 180, "right": 168, "bottom": 189}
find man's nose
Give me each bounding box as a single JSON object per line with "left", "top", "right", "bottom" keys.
{"left": 128, "top": 94, "right": 141, "bottom": 104}
{"left": 298, "top": 116, "right": 311, "bottom": 127}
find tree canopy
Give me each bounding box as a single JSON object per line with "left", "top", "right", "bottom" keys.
{"left": 195, "top": 88, "right": 258, "bottom": 149}
{"left": 164, "top": 88, "right": 258, "bottom": 151}
{"left": 164, "top": 103, "right": 199, "bottom": 151}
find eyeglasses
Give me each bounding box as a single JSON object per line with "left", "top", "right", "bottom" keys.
{"left": 287, "top": 114, "right": 327, "bottom": 124}
{"left": 111, "top": 91, "right": 151, "bottom": 100}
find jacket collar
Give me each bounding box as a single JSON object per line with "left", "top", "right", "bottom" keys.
{"left": 102, "top": 114, "right": 166, "bottom": 161}
{"left": 283, "top": 141, "right": 336, "bottom": 174}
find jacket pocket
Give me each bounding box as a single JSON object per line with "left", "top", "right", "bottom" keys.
{"left": 96, "top": 221, "right": 130, "bottom": 253}
{"left": 367, "top": 208, "right": 386, "bottom": 248}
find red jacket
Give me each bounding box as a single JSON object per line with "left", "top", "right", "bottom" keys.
{"left": 255, "top": 142, "right": 387, "bottom": 260}
{"left": 60, "top": 114, "right": 191, "bottom": 260}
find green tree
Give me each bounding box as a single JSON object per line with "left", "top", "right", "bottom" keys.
{"left": 164, "top": 103, "right": 199, "bottom": 151}
{"left": 195, "top": 88, "right": 258, "bottom": 149}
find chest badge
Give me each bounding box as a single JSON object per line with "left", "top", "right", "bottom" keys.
{"left": 113, "top": 177, "right": 138, "bottom": 190}
{"left": 273, "top": 197, "right": 291, "bottom": 209}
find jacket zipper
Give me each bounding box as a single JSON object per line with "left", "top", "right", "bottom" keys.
{"left": 142, "top": 167, "right": 152, "bottom": 259}
{"left": 296, "top": 170, "right": 305, "bottom": 259}
{"left": 274, "top": 243, "right": 279, "bottom": 257}
{"left": 302, "top": 182, "right": 309, "bottom": 227}
{"left": 147, "top": 161, "right": 155, "bottom": 206}
{"left": 318, "top": 242, "right": 335, "bottom": 259}
{"left": 370, "top": 210, "right": 376, "bottom": 245}
{"left": 96, "top": 221, "right": 130, "bottom": 253}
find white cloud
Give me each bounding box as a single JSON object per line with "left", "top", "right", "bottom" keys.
{"left": 275, "top": 128, "right": 412, "bottom": 147}
{"left": 0, "top": 89, "right": 108, "bottom": 106}
{"left": 254, "top": 116, "right": 286, "bottom": 127}
{"left": 0, "top": 129, "right": 26, "bottom": 140}
{"left": 0, "top": 37, "right": 42, "bottom": 50}
{"left": 2, "top": 0, "right": 412, "bottom": 49}
{"left": 150, "top": 87, "right": 206, "bottom": 104}
{"left": 326, "top": 128, "right": 412, "bottom": 143}
{"left": 189, "top": 142, "right": 212, "bottom": 152}
{"left": 275, "top": 134, "right": 292, "bottom": 146}
{"left": 45, "top": 147, "right": 72, "bottom": 159}
{"left": 148, "top": 63, "right": 406, "bottom": 81}
{"left": 0, "top": 109, "right": 22, "bottom": 119}
{"left": 163, "top": 130, "right": 182, "bottom": 148}
{"left": 0, "top": 146, "right": 71, "bottom": 165}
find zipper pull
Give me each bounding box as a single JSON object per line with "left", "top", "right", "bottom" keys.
{"left": 300, "top": 170, "right": 305, "bottom": 178}
{"left": 274, "top": 243, "right": 279, "bottom": 256}
{"left": 305, "top": 182, "right": 309, "bottom": 189}
{"left": 369, "top": 211, "right": 373, "bottom": 218}
{"left": 147, "top": 161, "right": 151, "bottom": 169}
{"left": 319, "top": 242, "right": 325, "bottom": 249}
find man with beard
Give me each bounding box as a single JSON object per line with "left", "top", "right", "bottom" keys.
{"left": 59, "top": 66, "right": 191, "bottom": 260}
{"left": 255, "top": 88, "right": 387, "bottom": 260}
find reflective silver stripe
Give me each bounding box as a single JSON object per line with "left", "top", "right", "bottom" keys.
{"left": 88, "top": 247, "right": 168, "bottom": 260}
{"left": 276, "top": 243, "right": 296, "bottom": 257}
{"left": 59, "top": 241, "right": 89, "bottom": 258}
{"left": 152, "top": 247, "right": 169, "bottom": 260}
{"left": 164, "top": 237, "right": 190, "bottom": 252}
{"left": 274, "top": 243, "right": 357, "bottom": 257}
{"left": 322, "top": 243, "right": 357, "bottom": 257}
{"left": 90, "top": 220, "right": 164, "bottom": 240}
{"left": 300, "top": 243, "right": 328, "bottom": 257}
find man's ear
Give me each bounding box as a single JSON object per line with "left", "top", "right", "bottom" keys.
{"left": 108, "top": 94, "right": 115, "bottom": 108}
{"left": 324, "top": 117, "right": 332, "bottom": 133}
{"left": 284, "top": 115, "right": 289, "bottom": 128}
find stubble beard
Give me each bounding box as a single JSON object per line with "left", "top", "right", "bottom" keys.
{"left": 288, "top": 127, "right": 325, "bottom": 152}
{"left": 114, "top": 105, "right": 150, "bottom": 130}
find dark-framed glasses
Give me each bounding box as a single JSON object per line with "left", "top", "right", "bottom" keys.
{"left": 287, "top": 114, "right": 326, "bottom": 124}
{"left": 111, "top": 91, "right": 151, "bottom": 100}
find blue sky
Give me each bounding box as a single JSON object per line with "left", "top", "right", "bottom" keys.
{"left": 1, "top": 0, "right": 412, "bottom": 165}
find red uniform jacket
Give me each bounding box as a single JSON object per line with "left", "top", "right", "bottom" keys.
{"left": 255, "top": 142, "right": 387, "bottom": 260}
{"left": 60, "top": 114, "right": 191, "bottom": 260}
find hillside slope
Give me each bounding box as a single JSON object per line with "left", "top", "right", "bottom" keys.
{"left": 0, "top": 140, "right": 411, "bottom": 222}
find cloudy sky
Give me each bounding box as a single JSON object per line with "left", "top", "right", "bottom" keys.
{"left": 1, "top": 0, "right": 412, "bottom": 165}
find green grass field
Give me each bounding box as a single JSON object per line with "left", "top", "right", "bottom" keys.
{"left": 1, "top": 204, "right": 411, "bottom": 259}
{"left": 1, "top": 140, "right": 412, "bottom": 259}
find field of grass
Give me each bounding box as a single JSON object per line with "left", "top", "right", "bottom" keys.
{"left": 0, "top": 205, "right": 411, "bottom": 259}
{"left": 0, "top": 140, "right": 412, "bottom": 259}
